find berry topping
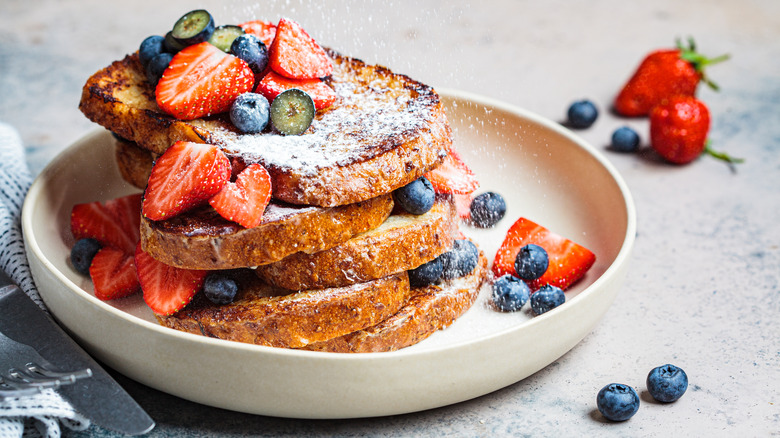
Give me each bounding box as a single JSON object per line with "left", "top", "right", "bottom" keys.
{"left": 230, "top": 34, "right": 269, "bottom": 78}
{"left": 139, "top": 35, "right": 166, "bottom": 68}
{"left": 469, "top": 191, "right": 506, "bottom": 228}
{"left": 70, "top": 238, "right": 102, "bottom": 276}
{"left": 647, "top": 364, "right": 688, "bottom": 403}
{"left": 208, "top": 25, "right": 245, "bottom": 52}
{"left": 268, "top": 18, "right": 333, "bottom": 79}
{"left": 135, "top": 244, "right": 207, "bottom": 316}
{"left": 491, "top": 274, "right": 530, "bottom": 312}
{"left": 425, "top": 149, "right": 479, "bottom": 195}
{"left": 230, "top": 92, "right": 270, "bottom": 134}
{"left": 440, "top": 239, "right": 479, "bottom": 280}
{"left": 142, "top": 141, "right": 231, "bottom": 221}
{"left": 203, "top": 273, "right": 239, "bottom": 305}
{"left": 239, "top": 20, "right": 277, "bottom": 47}
{"left": 171, "top": 9, "right": 215, "bottom": 47}
{"left": 597, "top": 383, "right": 640, "bottom": 422}
{"left": 155, "top": 41, "right": 254, "bottom": 120}
{"left": 408, "top": 256, "right": 444, "bottom": 288}
{"left": 209, "top": 163, "right": 272, "bottom": 228}
{"left": 453, "top": 193, "right": 473, "bottom": 221}
{"left": 269, "top": 88, "right": 316, "bottom": 135}
{"left": 256, "top": 71, "right": 336, "bottom": 110}
{"left": 163, "top": 31, "right": 186, "bottom": 54}
{"left": 610, "top": 126, "right": 641, "bottom": 153}
{"left": 89, "top": 247, "right": 140, "bottom": 301}
{"left": 566, "top": 99, "right": 598, "bottom": 129}
{"left": 70, "top": 193, "right": 142, "bottom": 254}
{"left": 393, "top": 177, "right": 435, "bottom": 215}
{"left": 514, "top": 243, "right": 549, "bottom": 281}
{"left": 530, "top": 284, "right": 565, "bottom": 315}
{"left": 145, "top": 52, "right": 173, "bottom": 86}
{"left": 492, "top": 217, "right": 595, "bottom": 291}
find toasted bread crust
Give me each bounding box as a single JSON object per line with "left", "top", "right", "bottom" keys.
{"left": 114, "top": 138, "right": 155, "bottom": 189}
{"left": 140, "top": 193, "right": 394, "bottom": 270}
{"left": 157, "top": 270, "right": 412, "bottom": 348}
{"left": 257, "top": 196, "right": 458, "bottom": 290}
{"left": 303, "top": 247, "right": 488, "bottom": 353}
{"left": 80, "top": 50, "right": 451, "bottom": 207}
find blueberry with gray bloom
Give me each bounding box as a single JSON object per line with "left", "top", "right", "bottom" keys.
{"left": 597, "top": 383, "right": 640, "bottom": 421}
{"left": 647, "top": 364, "right": 688, "bottom": 402}
{"left": 70, "top": 238, "right": 101, "bottom": 276}
{"left": 469, "top": 191, "right": 506, "bottom": 228}
{"left": 530, "top": 284, "right": 564, "bottom": 315}
{"left": 514, "top": 244, "right": 548, "bottom": 281}
{"left": 230, "top": 34, "right": 269, "bottom": 77}
{"left": 230, "top": 93, "right": 270, "bottom": 134}
{"left": 611, "top": 126, "right": 641, "bottom": 152}
{"left": 492, "top": 274, "right": 530, "bottom": 312}
{"left": 394, "top": 177, "right": 435, "bottom": 215}
{"left": 203, "top": 273, "right": 238, "bottom": 305}
{"left": 440, "top": 239, "right": 479, "bottom": 280}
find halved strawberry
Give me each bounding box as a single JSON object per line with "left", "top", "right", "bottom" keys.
{"left": 155, "top": 41, "right": 254, "bottom": 120}
{"left": 256, "top": 71, "right": 336, "bottom": 110}
{"left": 142, "top": 141, "right": 231, "bottom": 221}
{"left": 89, "top": 247, "right": 140, "bottom": 301}
{"left": 425, "top": 149, "right": 479, "bottom": 195}
{"left": 492, "top": 217, "right": 596, "bottom": 291}
{"left": 239, "top": 19, "right": 277, "bottom": 47}
{"left": 209, "top": 163, "right": 272, "bottom": 228}
{"left": 268, "top": 18, "right": 332, "bottom": 79}
{"left": 71, "top": 193, "right": 142, "bottom": 253}
{"left": 135, "top": 244, "right": 207, "bottom": 316}
{"left": 453, "top": 193, "right": 473, "bottom": 221}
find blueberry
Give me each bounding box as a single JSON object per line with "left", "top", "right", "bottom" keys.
{"left": 269, "top": 88, "right": 315, "bottom": 136}
{"left": 469, "top": 191, "right": 506, "bottom": 228}
{"left": 440, "top": 239, "right": 479, "bottom": 280}
{"left": 492, "top": 274, "right": 530, "bottom": 312}
{"left": 70, "top": 238, "right": 101, "bottom": 276}
{"left": 145, "top": 52, "right": 173, "bottom": 86}
{"left": 567, "top": 99, "right": 599, "bottom": 129}
{"left": 171, "top": 9, "right": 215, "bottom": 46}
{"left": 139, "top": 35, "right": 166, "bottom": 68}
{"left": 597, "top": 383, "right": 640, "bottom": 422}
{"left": 203, "top": 274, "right": 238, "bottom": 305}
{"left": 610, "top": 126, "right": 641, "bottom": 152}
{"left": 230, "top": 34, "right": 269, "bottom": 77}
{"left": 514, "top": 244, "right": 549, "bottom": 281}
{"left": 530, "top": 284, "right": 565, "bottom": 315}
{"left": 647, "top": 364, "right": 688, "bottom": 403}
{"left": 163, "top": 31, "right": 186, "bottom": 54}
{"left": 408, "top": 256, "right": 444, "bottom": 287}
{"left": 230, "top": 93, "right": 271, "bottom": 134}
{"left": 394, "top": 177, "right": 435, "bottom": 215}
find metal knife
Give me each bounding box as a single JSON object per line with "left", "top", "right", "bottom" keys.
{"left": 0, "top": 270, "right": 155, "bottom": 435}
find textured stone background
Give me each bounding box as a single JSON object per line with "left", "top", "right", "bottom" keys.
{"left": 1, "top": 0, "right": 778, "bottom": 436}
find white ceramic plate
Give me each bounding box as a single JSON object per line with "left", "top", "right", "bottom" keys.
{"left": 22, "top": 90, "right": 635, "bottom": 419}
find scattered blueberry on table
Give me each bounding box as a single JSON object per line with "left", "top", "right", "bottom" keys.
{"left": 597, "top": 383, "right": 640, "bottom": 421}
{"left": 610, "top": 126, "right": 641, "bottom": 152}
{"left": 647, "top": 364, "right": 688, "bottom": 402}
{"left": 566, "top": 99, "right": 599, "bottom": 128}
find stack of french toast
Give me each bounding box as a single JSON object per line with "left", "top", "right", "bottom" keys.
{"left": 75, "top": 12, "right": 489, "bottom": 353}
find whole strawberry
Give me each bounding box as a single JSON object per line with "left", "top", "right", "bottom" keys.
{"left": 614, "top": 38, "right": 729, "bottom": 117}
{"left": 650, "top": 95, "right": 710, "bottom": 164}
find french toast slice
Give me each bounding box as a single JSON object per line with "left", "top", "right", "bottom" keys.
{"left": 157, "top": 269, "right": 412, "bottom": 349}
{"left": 80, "top": 49, "right": 451, "bottom": 207}
{"left": 257, "top": 196, "right": 458, "bottom": 290}
{"left": 113, "top": 138, "right": 396, "bottom": 270}
{"left": 303, "top": 243, "right": 489, "bottom": 353}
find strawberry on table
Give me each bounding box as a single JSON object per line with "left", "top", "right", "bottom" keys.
{"left": 256, "top": 71, "right": 336, "bottom": 110}
{"left": 135, "top": 244, "right": 207, "bottom": 316}
{"left": 155, "top": 41, "right": 255, "bottom": 120}
{"left": 425, "top": 149, "right": 479, "bottom": 195}
{"left": 71, "top": 193, "right": 142, "bottom": 254}
{"left": 493, "top": 217, "right": 595, "bottom": 291}
{"left": 268, "top": 18, "right": 333, "bottom": 79}
{"left": 209, "top": 163, "right": 272, "bottom": 228}
{"left": 614, "top": 37, "right": 729, "bottom": 117}
{"left": 142, "top": 141, "right": 231, "bottom": 221}
{"left": 89, "top": 248, "right": 140, "bottom": 301}
{"left": 649, "top": 95, "right": 710, "bottom": 164}
{"left": 239, "top": 19, "right": 277, "bottom": 47}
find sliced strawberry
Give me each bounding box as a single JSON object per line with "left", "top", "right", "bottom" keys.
{"left": 142, "top": 141, "right": 231, "bottom": 221}
{"left": 135, "top": 244, "right": 207, "bottom": 316}
{"left": 239, "top": 19, "right": 277, "bottom": 47}
{"left": 256, "top": 71, "right": 336, "bottom": 110}
{"left": 209, "top": 163, "right": 272, "bottom": 228}
{"left": 453, "top": 193, "right": 473, "bottom": 221}
{"left": 268, "top": 18, "right": 332, "bottom": 79}
{"left": 425, "top": 149, "right": 479, "bottom": 195}
{"left": 89, "top": 248, "right": 140, "bottom": 301}
{"left": 155, "top": 41, "right": 254, "bottom": 120}
{"left": 492, "top": 217, "right": 596, "bottom": 291}
{"left": 71, "top": 193, "right": 142, "bottom": 253}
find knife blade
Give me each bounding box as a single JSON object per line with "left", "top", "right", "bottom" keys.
{"left": 0, "top": 270, "right": 155, "bottom": 435}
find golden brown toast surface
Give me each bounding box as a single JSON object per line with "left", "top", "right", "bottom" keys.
{"left": 81, "top": 50, "right": 451, "bottom": 207}
{"left": 257, "top": 196, "right": 458, "bottom": 290}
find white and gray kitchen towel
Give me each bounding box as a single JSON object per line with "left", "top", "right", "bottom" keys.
{"left": 0, "top": 122, "right": 90, "bottom": 437}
